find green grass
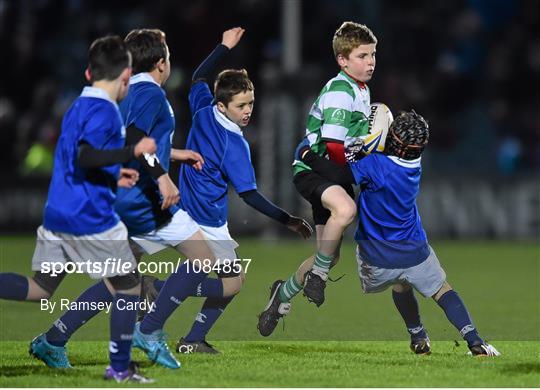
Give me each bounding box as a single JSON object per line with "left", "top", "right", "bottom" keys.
{"left": 1, "top": 237, "right": 539, "bottom": 386}
{"left": 1, "top": 341, "right": 539, "bottom": 387}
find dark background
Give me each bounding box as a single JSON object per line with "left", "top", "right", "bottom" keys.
{"left": 0, "top": 0, "right": 538, "bottom": 237}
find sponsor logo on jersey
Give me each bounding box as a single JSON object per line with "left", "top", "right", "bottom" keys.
{"left": 331, "top": 109, "right": 346, "bottom": 124}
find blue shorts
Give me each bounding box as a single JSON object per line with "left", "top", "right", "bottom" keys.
{"left": 356, "top": 245, "right": 446, "bottom": 297}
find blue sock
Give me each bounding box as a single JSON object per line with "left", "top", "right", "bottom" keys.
{"left": 154, "top": 277, "right": 223, "bottom": 298}
{"left": 0, "top": 273, "right": 29, "bottom": 300}
{"left": 436, "top": 290, "right": 484, "bottom": 347}
{"left": 140, "top": 262, "right": 209, "bottom": 334}
{"left": 45, "top": 281, "right": 113, "bottom": 347}
{"left": 392, "top": 289, "right": 427, "bottom": 339}
{"left": 109, "top": 293, "right": 138, "bottom": 372}
{"left": 153, "top": 279, "right": 165, "bottom": 291}
{"left": 184, "top": 296, "right": 235, "bottom": 342}
{"left": 190, "top": 278, "right": 223, "bottom": 298}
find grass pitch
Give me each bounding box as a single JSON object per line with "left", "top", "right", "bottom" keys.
{"left": 1, "top": 237, "right": 539, "bottom": 387}
{"left": 1, "top": 341, "right": 539, "bottom": 387}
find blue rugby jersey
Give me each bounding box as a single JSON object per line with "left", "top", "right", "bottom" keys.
{"left": 179, "top": 81, "right": 257, "bottom": 227}
{"left": 115, "top": 73, "right": 179, "bottom": 236}
{"left": 350, "top": 153, "right": 430, "bottom": 268}
{"left": 43, "top": 87, "right": 125, "bottom": 235}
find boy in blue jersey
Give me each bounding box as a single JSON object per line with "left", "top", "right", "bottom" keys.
{"left": 0, "top": 36, "right": 157, "bottom": 382}
{"left": 285, "top": 110, "right": 499, "bottom": 357}
{"left": 28, "top": 29, "right": 244, "bottom": 370}
{"left": 165, "top": 27, "right": 312, "bottom": 353}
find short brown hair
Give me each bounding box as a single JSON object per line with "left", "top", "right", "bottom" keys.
{"left": 213, "top": 69, "right": 254, "bottom": 106}
{"left": 332, "top": 22, "right": 377, "bottom": 59}
{"left": 88, "top": 36, "right": 131, "bottom": 82}
{"left": 124, "top": 29, "right": 167, "bottom": 74}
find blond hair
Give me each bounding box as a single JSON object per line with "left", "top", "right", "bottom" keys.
{"left": 332, "top": 22, "right": 377, "bottom": 59}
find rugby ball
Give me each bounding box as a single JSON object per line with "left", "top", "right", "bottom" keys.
{"left": 362, "top": 102, "right": 393, "bottom": 154}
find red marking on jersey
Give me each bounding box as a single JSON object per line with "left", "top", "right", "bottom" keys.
{"left": 325, "top": 141, "right": 346, "bottom": 165}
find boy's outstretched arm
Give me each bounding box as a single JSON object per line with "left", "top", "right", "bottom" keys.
{"left": 189, "top": 27, "right": 245, "bottom": 114}
{"left": 77, "top": 137, "right": 156, "bottom": 169}
{"left": 239, "top": 190, "right": 313, "bottom": 239}
{"left": 192, "top": 27, "right": 245, "bottom": 82}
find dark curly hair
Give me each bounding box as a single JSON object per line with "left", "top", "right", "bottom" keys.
{"left": 384, "top": 110, "right": 429, "bottom": 160}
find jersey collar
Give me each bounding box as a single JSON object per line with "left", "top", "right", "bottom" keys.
{"left": 213, "top": 105, "right": 243, "bottom": 136}
{"left": 339, "top": 70, "right": 367, "bottom": 90}
{"left": 130, "top": 72, "right": 160, "bottom": 86}
{"left": 387, "top": 155, "right": 422, "bottom": 168}
{"left": 81, "top": 86, "right": 118, "bottom": 109}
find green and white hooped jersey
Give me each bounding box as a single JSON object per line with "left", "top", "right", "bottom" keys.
{"left": 293, "top": 70, "right": 371, "bottom": 175}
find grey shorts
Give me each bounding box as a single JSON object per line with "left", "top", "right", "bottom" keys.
{"left": 31, "top": 221, "right": 137, "bottom": 279}
{"left": 356, "top": 245, "right": 446, "bottom": 297}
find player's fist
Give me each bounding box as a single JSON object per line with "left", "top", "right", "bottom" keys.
{"left": 134, "top": 137, "right": 156, "bottom": 157}
{"left": 222, "top": 27, "right": 245, "bottom": 49}
{"left": 286, "top": 216, "right": 313, "bottom": 239}
{"left": 118, "top": 168, "right": 139, "bottom": 188}
{"left": 157, "top": 173, "right": 180, "bottom": 210}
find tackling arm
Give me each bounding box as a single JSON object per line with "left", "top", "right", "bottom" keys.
{"left": 77, "top": 143, "right": 135, "bottom": 168}
{"left": 239, "top": 190, "right": 291, "bottom": 224}
{"left": 239, "top": 190, "right": 313, "bottom": 239}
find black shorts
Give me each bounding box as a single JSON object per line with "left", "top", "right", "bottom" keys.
{"left": 293, "top": 170, "right": 355, "bottom": 225}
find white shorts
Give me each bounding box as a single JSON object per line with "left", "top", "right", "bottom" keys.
{"left": 130, "top": 209, "right": 200, "bottom": 255}
{"left": 356, "top": 245, "right": 446, "bottom": 297}
{"left": 199, "top": 223, "right": 239, "bottom": 264}
{"left": 31, "top": 221, "right": 136, "bottom": 279}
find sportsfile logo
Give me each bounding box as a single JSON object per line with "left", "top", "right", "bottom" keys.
{"left": 40, "top": 257, "right": 253, "bottom": 278}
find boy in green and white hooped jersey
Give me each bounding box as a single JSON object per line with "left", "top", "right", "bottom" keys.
{"left": 258, "top": 22, "right": 377, "bottom": 336}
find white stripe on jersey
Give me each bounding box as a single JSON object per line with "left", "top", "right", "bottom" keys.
{"left": 319, "top": 90, "right": 354, "bottom": 110}
{"left": 321, "top": 123, "right": 348, "bottom": 142}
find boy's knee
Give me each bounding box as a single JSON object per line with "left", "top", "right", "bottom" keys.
{"left": 432, "top": 281, "right": 452, "bottom": 301}
{"left": 106, "top": 272, "right": 141, "bottom": 295}
{"left": 392, "top": 283, "right": 412, "bottom": 293}
{"left": 30, "top": 272, "right": 66, "bottom": 300}
{"left": 222, "top": 275, "right": 243, "bottom": 296}
{"left": 332, "top": 200, "right": 356, "bottom": 226}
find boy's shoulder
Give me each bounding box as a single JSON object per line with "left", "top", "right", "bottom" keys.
{"left": 78, "top": 97, "right": 118, "bottom": 121}
{"left": 320, "top": 71, "right": 370, "bottom": 101}
{"left": 321, "top": 72, "right": 356, "bottom": 98}
{"left": 128, "top": 82, "right": 166, "bottom": 103}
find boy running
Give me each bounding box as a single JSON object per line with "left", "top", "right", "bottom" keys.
{"left": 0, "top": 36, "right": 156, "bottom": 382}
{"left": 259, "top": 22, "right": 377, "bottom": 335}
